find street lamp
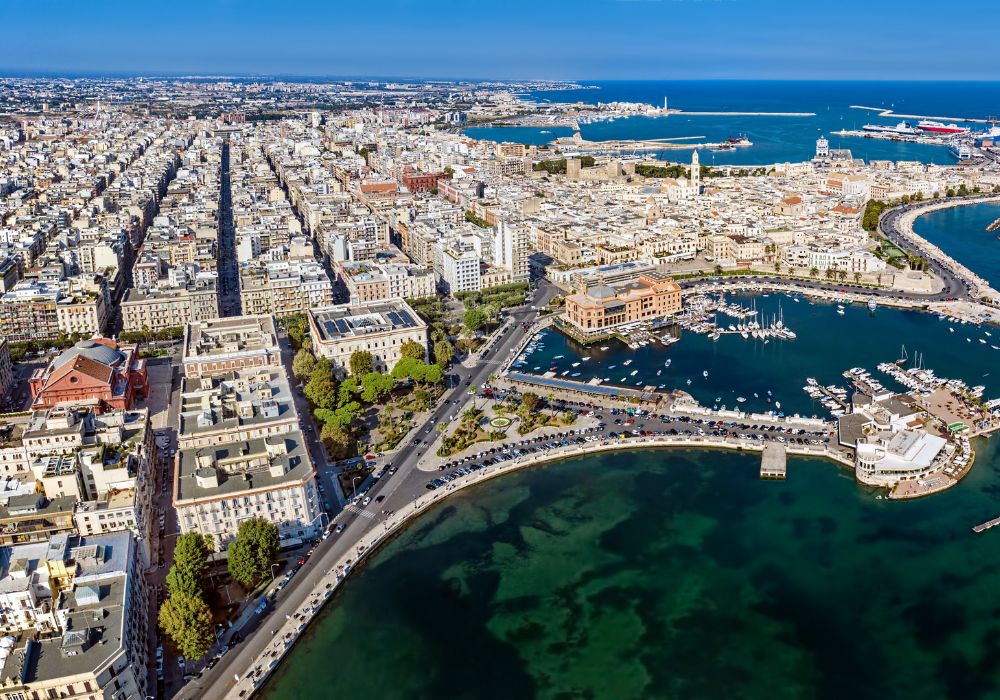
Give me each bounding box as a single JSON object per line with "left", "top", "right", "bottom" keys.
{"left": 270, "top": 563, "right": 280, "bottom": 582}
{"left": 351, "top": 476, "right": 361, "bottom": 501}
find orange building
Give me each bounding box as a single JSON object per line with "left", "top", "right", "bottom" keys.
{"left": 29, "top": 339, "right": 148, "bottom": 412}
{"left": 564, "top": 271, "right": 682, "bottom": 335}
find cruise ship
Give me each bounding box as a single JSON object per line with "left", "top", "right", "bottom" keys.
{"left": 862, "top": 121, "right": 919, "bottom": 136}
{"left": 917, "top": 120, "right": 970, "bottom": 135}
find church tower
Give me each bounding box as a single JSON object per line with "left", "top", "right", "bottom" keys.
{"left": 691, "top": 150, "right": 700, "bottom": 195}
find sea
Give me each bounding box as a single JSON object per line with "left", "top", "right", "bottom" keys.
{"left": 260, "top": 202, "right": 1000, "bottom": 699}
{"left": 464, "top": 80, "right": 1000, "bottom": 166}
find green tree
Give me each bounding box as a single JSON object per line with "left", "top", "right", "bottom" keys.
{"left": 321, "top": 423, "right": 353, "bottom": 459}
{"left": 291, "top": 348, "right": 317, "bottom": 381}
{"left": 227, "top": 518, "right": 280, "bottom": 589}
{"left": 434, "top": 339, "right": 455, "bottom": 366}
{"left": 521, "top": 392, "right": 540, "bottom": 413}
{"left": 422, "top": 363, "right": 443, "bottom": 384}
{"left": 284, "top": 313, "right": 310, "bottom": 350}
{"left": 399, "top": 340, "right": 425, "bottom": 361}
{"left": 713, "top": 264, "right": 723, "bottom": 275}
{"left": 304, "top": 368, "right": 337, "bottom": 410}
{"left": 391, "top": 357, "right": 421, "bottom": 381}
{"left": 463, "top": 307, "right": 488, "bottom": 333}
{"left": 165, "top": 533, "right": 212, "bottom": 599}
{"left": 361, "top": 372, "right": 395, "bottom": 403}
{"left": 337, "top": 377, "right": 359, "bottom": 406}
{"left": 349, "top": 350, "right": 374, "bottom": 379}
{"left": 330, "top": 402, "right": 361, "bottom": 428}
{"left": 158, "top": 592, "right": 214, "bottom": 660}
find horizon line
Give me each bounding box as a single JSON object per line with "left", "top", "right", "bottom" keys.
{"left": 2, "top": 71, "right": 1000, "bottom": 84}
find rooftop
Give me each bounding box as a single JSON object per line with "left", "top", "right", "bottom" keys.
{"left": 309, "top": 298, "right": 426, "bottom": 343}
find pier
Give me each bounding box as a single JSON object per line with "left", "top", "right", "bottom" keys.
{"left": 972, "top": 515, "right": 1000, "bottom": 534}
{"left": 760, "top": 444, "right": 787, "bottom": 479}
{"left": 672, "top": 110, "right": 815, "bottom": 117}
{"left": 849, "top": 105, "right": 995, "bottom": 125}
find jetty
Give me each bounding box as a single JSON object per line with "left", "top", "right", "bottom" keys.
{"left": 849, "top": 105, "right": 994, "bottom": 125}
{"left": 972, "top": 515, "right": 1000, "bottom": 534}
{"left": 760, "top": 444, "right": 787, "bottom": 479}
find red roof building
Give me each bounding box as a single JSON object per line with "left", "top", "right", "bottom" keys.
{"left": 29, "top": 339, "right": 148, "bottom": 413}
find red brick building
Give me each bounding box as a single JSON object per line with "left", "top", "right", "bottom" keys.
{"left": 29, "top": 339, "right": 148, "bottom": 412}
{"left": 401, "top": 170, "right": 449, "bottom": 193}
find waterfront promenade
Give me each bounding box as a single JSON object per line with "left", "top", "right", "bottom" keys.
{"left": 879, "top": 195, "right": 1000, "bottom": 305}
{"left": 217, "top": 429, "right": 851, "bottom": 699}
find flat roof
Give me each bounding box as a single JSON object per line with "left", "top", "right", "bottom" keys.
{"left": 309, "top": 298, "right": 425, "bottom": 343}
{"left": 175, "top": 430, "right": 314, "bottom": 503}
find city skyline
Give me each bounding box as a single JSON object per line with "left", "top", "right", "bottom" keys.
{"left": 4, "top": 0, "right": 999, "bottom": 80}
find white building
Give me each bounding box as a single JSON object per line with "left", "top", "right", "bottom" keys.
{"left": 308, "top": 299, "right": 429, "bottom": 375}
{"left": 493, "top": 221, "right": 531, "bottom": 283}
{"left": 175, "top": 316, "right": 323, "bottom": 549}
{"left": 434, "top": 244, "right": 481, "bottom": 294}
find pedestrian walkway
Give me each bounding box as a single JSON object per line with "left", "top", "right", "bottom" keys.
{"left": 344, "top": 505, "right": 377, "bottom": 519}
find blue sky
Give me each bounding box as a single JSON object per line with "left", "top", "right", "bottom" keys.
{"left": 3, "top": 0, "right": 996, "bottom": 79}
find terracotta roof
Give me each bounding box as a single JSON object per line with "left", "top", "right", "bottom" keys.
{"left": 45, "top": 355, "right": 114, "bottom": 389}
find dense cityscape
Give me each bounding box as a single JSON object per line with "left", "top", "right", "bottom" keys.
{"left": 0, "top": 70, "right": 998, "bottom": 700}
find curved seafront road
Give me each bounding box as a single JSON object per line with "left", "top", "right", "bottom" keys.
{"left": 878, "top": 195, "right": 1000, "bottom": 303}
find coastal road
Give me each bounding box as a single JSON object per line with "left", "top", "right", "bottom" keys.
{"left": 179, "top": 281, "right": 558, "bottom": 699}
{"left": 878, "top": 197, "right": 1000, "bottom": 301}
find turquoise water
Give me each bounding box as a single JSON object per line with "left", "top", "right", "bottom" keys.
{"left": 515, "top": 294, "right": 1000, "bottom": 417}
{"left": 465, "top": 80, "right": 1000, "bottom": 165}
{"left": 914, "top": 202, "right": 1000, "bottom": 289}
{"left": 261, "top": 441, "right": 1000, "bottom": 700}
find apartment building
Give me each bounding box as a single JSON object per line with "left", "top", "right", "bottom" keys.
{"left": 121, "top": 280, "right": 219, "bottom": 332}
{"left": 175, "top": 315, "right": 323, "bottom": 549}
{"left": 182, "top": 315, "right": 282, "bottom": 378}
{"left": 433, "top": 244, "right": 481, "bottom": 294}
{"left": 239, "top": 260, "right": 333, "bottom": 317}
{"left": 0, "top": 531, "right": 151, "bottom": 700}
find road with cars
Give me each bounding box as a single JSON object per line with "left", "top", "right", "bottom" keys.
{"left": 217, "top": 141, "right": 242, "bottom": 317}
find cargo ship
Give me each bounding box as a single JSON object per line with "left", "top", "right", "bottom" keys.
{"left": 862, "top": 121, "right": 919, "bottom": 135}
{"left": 917, "top": 120, "right": 970, "bottom": 135}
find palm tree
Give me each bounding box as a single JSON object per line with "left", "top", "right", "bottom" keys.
{"left": 853, "top": 272, "right": 862, "bottom": 284}
{"left": 837, "top": 270, "right": 848, "bottom": 282}
{"left": 774, "top": 261, "right": 781, "bottom": 273}
{"left": 809, "top": 267, "right": 819, "bottom": 278}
